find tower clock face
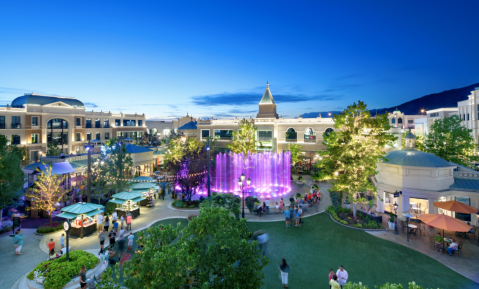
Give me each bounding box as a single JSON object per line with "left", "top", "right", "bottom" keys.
{"left": 64, "top": 221, "right": 70, "bottom": 231}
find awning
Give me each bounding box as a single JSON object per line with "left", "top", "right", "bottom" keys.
{"left": 131, "top": 196, "right": 146, "bottom": 203}
{"left": 130, "top": 182, "right": 157, "bottom": 190}
{"left": 109, "top": 199, "right": 126, "bottom": 205}
{"left": 56, "top": 212, "right": 77, "bottom": 219}
{"left": 85, "top": 210, "right": 103, "bottom": 218}
{"left": 37, "top": 162, "right": 75, "bottom": 175}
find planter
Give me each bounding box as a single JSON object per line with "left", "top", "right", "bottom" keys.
{"left": 388, "top": 221, "right": 395, "bottom": 230}
{"left": 295, "top": 180, "right": 305, "bottom": 185}
{"left": 344, "top": 203, "right": 351, "bottom": 209}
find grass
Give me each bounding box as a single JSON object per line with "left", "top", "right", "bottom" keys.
{"left": 108, "top": 215, "right": 477, "bottom": 289}
{"left": 247, "top": 213, "right": 477, "bottom": 289}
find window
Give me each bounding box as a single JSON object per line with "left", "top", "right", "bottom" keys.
{"left": 11, "top": 135, "right": 20, "bottom": 145}
{"left": 103, "top": 119, "right": 109, "bottom": 128}
{"left": 47, "top": 118, "right": 68, "bottom": 129}
{"left": 285, "top": 128, "right": 297, "bottom": 142}
{"left": 214, "top": 130, "right": 233, "bottom": 140}
{"left": 258, "top": 131, "right": 273, "bottom": 140}
{"left": 86, "top": 119, "right": 92, "bottom": 128}
{"left": 324, "top": 128, "right": 334, "bottom": 138}
{"left": 47, "top": 132, "right": 68, "bottom": 145}
{"left": 201, "top": 130, "right": 210, "bottom": 139}
{"left": 115, "top": 119, "right": 121, "bottom": 126}
{"left": 76, "top": 118, "right": 81, "bottom": 126}
{"left": 303, "top": 128, "right": 316, "bottom": 142}
{"left": 31, "top": 133, "right": 38, "bottom": 144}
{"left": 467, "top": 114, "right": 470, "bottom": 121}
{"left": 163, "top": 129, "right": 171, "bottom": 137}
{"left": 31, "top": 151, "right": 39, "bottom": 163}
{"left": 117, "top": 132, "right": 123, "bottom": 137}
{"left": 105, "top": 132, "right": 110, "bottom": 140}
{"left": 12, "top": 116, "right": 21, "bottom": 129}
{"left": 95, "top": 132, "right": 101, "bottom": 140}
{"left": 31, "top": 116, "right": 38, "bottom": 126}
{"left": 138, "top": 120, "right": 143, "bottom": 126}
{"left": 95, "top": 119, "right": 101, "bottom": 128}
{"left": 0, "top": 116, "right": 4, "bottom": 129}
{"left": 430, "top": 112, "right": 439, "bottom": 117}
{"left": 392, "top": 118, "right": 396, "bottom": 124}
{"left": 408, "top": 120, "right": 414, "bottom": 124}
{"left": 137, "top": 131, "right": 142, "bottom": 139}
{"left": 123, "top": 119, "right": 136, "bottom": 126}
{"left": 397, "top": 117, "right": 403, "bottom": 124}
{"left": 86, "top": 133, "right": 91, "bottom": 141}
{"left": 76, "top": 132, "right": 81, "bottom": 141}
{"left": 463, "top": 114, "right": 466, "bottom": 121}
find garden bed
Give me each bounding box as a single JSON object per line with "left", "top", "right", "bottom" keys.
{"left": 36, "top": 221, "right": 64, "bottom": 234}
{"left": 326, "top": 206, "right": 385, "bottom": 230}
{"left": 172, "top": 200, "right": 202, "bottom": 209}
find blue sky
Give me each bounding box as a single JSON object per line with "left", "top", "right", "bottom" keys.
{"left": 1, "top": 0, "right": 478, "bottom": 120}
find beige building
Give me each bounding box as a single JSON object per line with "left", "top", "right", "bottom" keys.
{"left": 0, "top": 93, "right": 146, "bottom": 163}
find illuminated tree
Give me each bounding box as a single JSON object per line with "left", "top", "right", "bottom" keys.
{"left": 228, "top": 118, "right": 257, "bottom": 155}
{"left": 47, "top": 142, "right": 62, "bottom": 157}
{"left": 287, "top": 143, "right": 302, "bottom": 166}
{"left": 424, "top": 115, "right": 478, "bottom": 168}
{"left": 315, "top": 101, "right": 396, "bottom": 218}
{"left": 29, "top": 164, "right": 67, "bottom": 227}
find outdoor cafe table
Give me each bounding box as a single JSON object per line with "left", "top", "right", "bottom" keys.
{"left": 407, "top": 224, "right": 417, "bottom": 234}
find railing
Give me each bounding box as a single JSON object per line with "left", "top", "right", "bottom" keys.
{"left": 86, "top": 124, "right": 92, "bottom": 128}
{"left": 286, "top": 139, "right": 297, "bottom": 142}
{"left": 215, "top": 137, "right": 232, "bottom": 141}
{"left": 304, "top": 139, "right": 316, "bottom": 143}
{"left": 453, "top": 171, "right": 479, "bottom": 179}
{"left": 11, "top": 123, "right": 21, "bottom": 129}
{"left": 0, "top": 124, "right": 5, "bottom": 129}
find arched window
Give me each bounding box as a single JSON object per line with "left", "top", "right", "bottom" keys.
{"left": 47, "top": 118, "right": 68, "bottom": 129}
{"left": 304, "top": 128, "right": 316, "bottom": 142}
{"left": 391, "top": 118, "right": 396, "bottom": 124}
{"left": 398, "top": 118, "right": 403, "bottom": 124}
{"left": 286, "top": 128, "right": 297, "bottom": 142}
{"left": 323, "top": 128, "right": 334, "bottom": 138}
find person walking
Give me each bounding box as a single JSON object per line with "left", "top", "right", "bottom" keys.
{"left": 336, "top": 265, "right": 348, "bottom": 288}
{"left": 13, "top": 229, "right": 24, "bottom": 255}
{"left": 284, "top": 208, "right": 291, "bottom": 228}
{"left": 298, "top": 206, "right": 303, "bottom": 224}
{"left": 127, "top": 232, "right": 135, "bottom": 251}
{"left": 97, "top": 213, "right": 104, "bottom": 232}
{"left": 279, "top": 198, "right": 284, "bottom": 212}
{"left": 108, "top": 229, "right": 117, "bottom": 250}
{"left": 120, "top": 215, "right": 125, "bottom": 228}
{"left": 104, "top": 215, "right": 110, "bottom": 232}
{"left": 60, "top": 234, "right": 65, "bottom": 249}
{"left": 257, "top": 231, "right": 269, "bottom": 256}
{"left": 126, "top": 213, "right": 132, "bottom": 231}
{"left": 48, "top": 238, "right": 55, "bottom": 252}
{"left": 278, "top": 258, "right": 290, "bottom": 288}
{"left": 330, "top": 274, "right": 340, "bottom": 289}
{"left": 275, "top": 202, "right": 279, "bottom": 214}
{"left": 79, "top": 266, "right": 87, "bottom": 289}
{"left": 99, "top": 229, "right": 106, "bottom": 254}
{"left": 294, "top": 209, "right": 300, "bottom": 227}
{"left": 112, "top": 211, "right": 117, "bottom": 223}
{"left": 113, "top": 220, "right": 119, "bottom": 233}
{"left": 118, "top": 232, "right": 126, "bottom": 259}
{"left": 329, "top": 269, "right": 335, "bottom": 288}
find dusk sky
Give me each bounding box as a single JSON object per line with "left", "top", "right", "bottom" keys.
{"left": 1, "top": 1, "right": 478, "bottom": 120}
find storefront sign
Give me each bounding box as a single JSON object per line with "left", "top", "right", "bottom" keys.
{"left": 455, "top": 197, "right": 470, "bottom": 205}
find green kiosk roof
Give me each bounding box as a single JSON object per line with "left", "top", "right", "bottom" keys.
{"left": 111, "top": 191, "right": 144, "bottom": 200}
{"left": 61, "top": 202, "right": 104, "bottom": 215}
{"left": 130, "top": 182, "right": 157, "bottom": 190}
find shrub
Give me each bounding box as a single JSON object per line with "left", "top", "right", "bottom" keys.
{"left": 37, "top": 221, "right": 63, "bottom": 234}
{"left": 172, "top": 200, "right": 185, "bottom": 208}
{"left": 26, "top": 250, "right": 99, "bottom": 289}
{"left": 340, "top": 220, "right": 348, "bottom": 225}
{"left": 343, "top": 281, "right": 428, "bottom": 289}
{"left": 354, "top": 224, "right": 363, "bottom": 228}
{"left": 105, "top": 201, "right": 117, "bottom": 216}
{"left": 297, "top": 175, "right": 303, "bottom": 181}
{"left": 389, "top": 213, "right": 395, "bottom": 223}
{"left": 295, "top": 193, "right": 302, "bottom": 198}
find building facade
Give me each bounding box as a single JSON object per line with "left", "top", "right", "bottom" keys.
{"left": 0, "top": 93, "right": 146, "bottom": 163}
{"left": 146, "top": 114, "right": 197, "bottom": 139}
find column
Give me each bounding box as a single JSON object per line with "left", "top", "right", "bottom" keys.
{"left": 428, "top": 198, "right": 436, "bottom": 214}
{"left": 376, "top": 189, "right": 384, "bottom": 213}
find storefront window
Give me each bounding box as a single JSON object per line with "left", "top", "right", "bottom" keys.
{"left": 384, "top": 193, "right": 398, "bottom": 213}
{"left": 409, "top": 198, "right": 428, "bottom": 217}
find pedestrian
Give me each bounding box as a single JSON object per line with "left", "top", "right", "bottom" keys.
{"left": 284, "top": 207, "right": 291, "bottom": 228}
{"left": 289, "top": 196, "right": 294, "bottom": 208}
{"left": 336, "top": 265, "right": 348, "bottom": 288}
{"left": 104, "top": 215, "right": 110, "bottom": 232}
{"left": 434, "top": 232, "right": 443, "bottom": 252}
{"left": 119, "top": 225, "right": 125, "bottom": 238}
{"left": 97, "top": 213, "right": 104, "bottom": 232}
{"left": 329, "top": 269, "right": 334, "bottom": 288}
{"left": 127, "top": 232, "right": 135, "bottom": 251}
{"left": 298, "top": 206, "right": 303, "bottom": 224}
{"left": 447, "top": 239, "right": 458, "bottom": 256}
{"left": 289, "top": 206, "right": 294, "bottom": 224}
{"left": 49, "top": 248, "right": 58, "bottom": 260}
{"left": 13, "top": 229, "right": 24, "bottom": 255}
{"left": 263, "top": 202, "right": 267, "bottom": 214}
{"left": 60, "top": 234, "right": 65, "bottom": 249}
{"left": 278, "top": 258, "right": 290, "bottom": 288}
{"left": 113, "top": 220, "right": 119, "bottom": 233}
{"left": 108, "top": 229, "right": 117, "bottom": 249}
{"left": 279, "top": 198, "right": 284, "bottom": 212}
{"left": 126, "top": 213, "right": 132, "bottom": 231}
{"left": 257, "top": 231, "right": 269, "bottom": 256}
{"left": 120, "top": 215, "right": 125, "bottom": 228}
{"left": 112, "top": 211, "right": 117, "bottom": 223}
{"left": 294, "top": 208, "right": 300, "bottom": 227}
{"left": 118, "top": 232, "right": 126, "bottom": 259}
{"left": 79, "top": 265, "right": 87, "bottom": 289}
{"left": 275, "top": 202, "right": 279, "bottom": 214}
{"left": 48, "top": 238, "right": 55, "bottom": 252}
{"left": 330, "top": 274, "right": 340, "bottom": 289}
{"left": 99, "top": 229, "right": 106, "bottom": 254}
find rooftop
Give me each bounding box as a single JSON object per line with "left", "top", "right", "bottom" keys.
{"left": 178, "top": 121, "right": 197, "bottom": 130}
{"left": 384, "top": 149, "right": 454, "bottom": 168}
{"left": 11, "top": 93, "right": 84, "bottom": 108}
{"left": 259, "top": 82, "right": 276, "bottom": 105}
{"left": 124, "top": 144, "right": 154, "bottom": 154}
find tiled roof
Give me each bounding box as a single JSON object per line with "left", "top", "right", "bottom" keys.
{"left": 11, "top": 94, "right": 84, "bottom": 108}
{"left": 260, "top": 86, "right": 276, "bottom": 104}
{"left": 70, "top": 159, "right": 89, "bottom": 169}
{"left": 450, "top": 178, "right": 479, "bottom": 191}
{"left": 124, "top": 144, "right": 153, "bottom": 154}
{"left": 178, "top": 121, "right": 197, "bottom": 130}
{"left": 384, "top": 149, "right": 453, "bottom": 168}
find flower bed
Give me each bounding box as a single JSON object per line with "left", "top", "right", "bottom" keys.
{"left": 26, "top": 250, "right": 99, "bottom": 289}
{"left": 326, "top": 205, "right": 383, "bottom": 229}
{"left": 36, "top": 221, "right": 64, "bottom": 234}
{"left": 172, "top": 199, "right": 202, "bottom": 208}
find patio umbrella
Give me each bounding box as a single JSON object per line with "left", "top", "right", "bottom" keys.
{"left": 71, "top": 175, "right": 87, "bottom": 183}
{"left": 418, "top": 214, "right": 472, "bottom": 250}
{"left": 433, "top": 201, "right": 479, "bottom": 214}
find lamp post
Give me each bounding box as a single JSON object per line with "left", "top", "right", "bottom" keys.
{"left": 238, "top": 173, "right": 248, "bottom": 219}
{"left": 394, "top": 201, "right": 399, "bottom": 235}
{"left": 403, "top": 213, "right": 414, "bottom": 242}
{"left": 85, "top": 141, "right": 94, "bottom": 203}
{"left": 119, "top": 134, "right": 123, "bottom": 180}
{"left": 206, "top": 138, "right": 211, "bottom": 197}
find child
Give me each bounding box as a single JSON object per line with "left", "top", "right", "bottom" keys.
{"left": 60, "top": 234, "right": 65, "bottom": 249}
{"left": 275, "top": 202, "right": 279, "bottom": 214}
{"left": 127, "top": 232, "right": 135, "bottom": 251}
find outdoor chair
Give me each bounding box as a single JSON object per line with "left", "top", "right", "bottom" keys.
{"left": 400, "top": 221, "right": 406, "bottom": 233}
{"left": 451, "top": 241, "right": 463, "bottom": 257}
{"left": 409, "top": 228, "right": 417, "bottom": 237}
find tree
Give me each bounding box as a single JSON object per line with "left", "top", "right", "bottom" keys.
{"left": 47, "top": 142, "right": 62, "bottom": 156}
{"left": 29, "top": 164, "right": 67, "bottom": 226}
{"left": 315, "top": 101, "right": 396, "bottom": 218}
{"left": 424, "top": 115, "right": 478, "bottom": 168}
{"left": 401, "top": 131, "right": 425, "bottom": 151}
{"left": 200, "top": 192, "right": 241, "bottom": 219}
{"left": 287, "top": 143, "right": 302, "bottom": 166}
{"left": 0, "top": 135, "right": 26, "bottom": 226}
{"left": 228, "top": 118, "right": 257, "bottom": 155}
{"left": 165, "top": 138, "right": 207, "bottom": 201}
{"left": 100, "top": 206, "right": 269, "bottom": 288}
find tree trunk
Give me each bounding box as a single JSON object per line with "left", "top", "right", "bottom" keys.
{"left": 50, "top": 214, "right": 53, "bottom": 227}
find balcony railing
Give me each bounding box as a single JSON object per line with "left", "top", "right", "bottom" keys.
{"left": 86, "top": 124, "right": 92, "bottom": 128}
{"left": 11, "top": 123, "right": 21, "bottom": 129}
{"left": 286, "top": 139, "right": 297, "bottom": 142}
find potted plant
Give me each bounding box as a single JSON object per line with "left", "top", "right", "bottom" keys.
{"left": 388, "top": 213, "right": 395, "bottom": 230}
{"left": 295, "top": 175, "right": 304, "bottom": 185}
{"left": 343, "top": 197, "right": 351, "bottom": 209}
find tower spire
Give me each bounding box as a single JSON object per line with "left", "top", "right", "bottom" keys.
{"left": 267, "top": 80, "right": 269, "bottom": 88}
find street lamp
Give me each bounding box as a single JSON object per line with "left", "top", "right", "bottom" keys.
{"left": 84, "top": 141, "right": 94, "bottom": 203}
{"left": 239, "top": 173, "right": 248, "bottom": 219}
{"left": 118, "top": 134, "right": 123, "bottom": 180}
{"left": 394, "top": 201, "right": 399, "bottom": 235}
{"left": 206, "top": 138, "right": 211, "bottom": 197}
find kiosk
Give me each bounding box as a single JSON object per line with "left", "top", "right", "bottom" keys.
{"left": 130, "top": 182, "right": 158, "bottom": 206}
{"left": 109, "top": 191, "right": 146, "bottom": 219}
{"left": 56, "top": 203, "right": 104, "bottom": 238}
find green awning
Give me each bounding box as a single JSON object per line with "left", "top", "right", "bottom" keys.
{"left": 109, "top": 199, "right": 126, "bottom": 205}
{"left": 85, "top": 210, "right": 103, "bottom": 218}
{"left": 56, "top": 212, "right": 77, "bottom": 219}
{"left": 61, "top": 203, "right": 105, "bottom": 214}
{"left": 131, "top": 196, "right": 146, "bottom": 203}
{"left": 111, "top": 191, "right": 144, "bottom": 200}
{"left": 130, "top": 182, "right": 157, "bottom": 190}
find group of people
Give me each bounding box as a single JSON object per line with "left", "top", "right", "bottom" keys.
{"left": 434, "top": 232, "right": 459, "bottom": 256}
{"left": 278, "top": 260, "right": 348, "bottom": 288}
{"left": 98, "top": 211, "right": 134, "bottom": 256}
{"left": 284, "top": 203, "right": 304, "bottom": 228}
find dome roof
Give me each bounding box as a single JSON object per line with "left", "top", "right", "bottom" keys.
{"left": 11, "top": 94, "right": 84, "bottom": 108}
{"left": 178, "top": 121, "right": 197, "bottom": 130}
{"left": 404, "top": 133, "right": 415, "bottom": 139}
{"left": 384, "top": 149, "right": 453, "bottom": 168}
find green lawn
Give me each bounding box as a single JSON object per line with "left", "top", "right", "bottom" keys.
{"left": 111, "top": 215, "right": 477, "bottom": 289}
{"left": 247, "top": 213, "right": 477, "bottom": 289}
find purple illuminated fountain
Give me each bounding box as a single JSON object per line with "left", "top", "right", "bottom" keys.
{"left": 213, "top": 151, "right": 291, "bottom": 198}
